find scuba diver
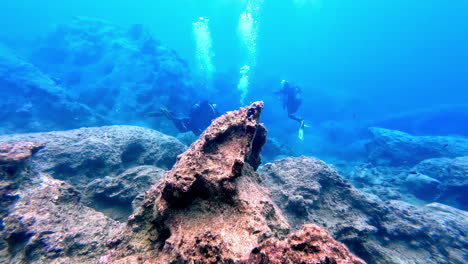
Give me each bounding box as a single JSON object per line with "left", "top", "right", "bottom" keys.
{"left": 275, "top": 80, "right": 309, "bottom": 140}
{"left": 147, "top": 100, "right": 219, "bottom": 136}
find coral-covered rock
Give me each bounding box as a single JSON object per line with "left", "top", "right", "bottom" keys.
{"left": 0, "top": 125, "right": 186, "bottom": 221}
{"left": 240, "top": 224, "right": 365, "bottom": 264}
{"left": 1, "top": 174, "right": 124, "bottom": 264}
{"left": 366, "top": 127, "right": 468, "bottom": 166}
{"left": 0, "top": 141, "right": 44, "bottom": 168}
{"left": 259, "top": 156, "right": 468, "bottom": 264}
{"left": 123, "top": 102, "right": 289, "bottom": 262}
{"left": 0, "top": 125, "right": 185, "bottom": 183}
{"left": 85, "top": 165, "right": 166, "bottom": 221}
{"left": 0, "top": 140, "right": 124, "bottom": 264}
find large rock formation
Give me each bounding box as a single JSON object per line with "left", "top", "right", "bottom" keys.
{"left": 259, "top": 156, "right": 468, "bottom": 264}
{"left": 0, "top": 17, "right": 198, "bottom": 134}
{"left": 409, "top": 156, "right": 468, "bottom": 210}
{"left": 366, "top": 127, "right": 468, "bottom": 166}
{"left": 100, "top": 102, "right": 364, "bottom": 264}
{"left": 31, "top": 17, "right": 196, "bottom": 127}
{"left": 0, "top": 44, "right": 105, "bottom": 133}
{"left": 0, "top": 140, "right": 125, "bottom": 264}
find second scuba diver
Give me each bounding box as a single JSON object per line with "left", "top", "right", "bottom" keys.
{"left": 275, "top": 80, "right": 309, "bottom": 140}
{"left": 147, "top": 100, "right": 219, "bottom": 136}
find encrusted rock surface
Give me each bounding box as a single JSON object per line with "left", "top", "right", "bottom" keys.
{"left": 0, "top": 140, "right": 125, "bottom": 264}
{"left": 239, "top": 224, "right": 365, "bottom": 264}
{"left": 410, "top": 156, "right": 468, "bottom": 210}
{"left": 341, "top": 156, "right": 468, "bottom": 211}
{"left": 85, "top": 165, "right": 166, "bottom": 221}
{"left": 118, "top": 102, "right": 290, "bottom": 262}
{"left": 0, "top": 141, "right": 44, "bottom": 169}
{"left": 0, "top": 125, "right": 185, "bottom": 184}
{"left": 0, "top": 125, "right": 186, "bottom": 222}
{"left": 366, "top": 127, "right": 468, "bottom": 166}
{"left": 259, "top": 156, "right": 468, "bottom": 264}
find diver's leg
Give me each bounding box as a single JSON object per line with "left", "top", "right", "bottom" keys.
{"left": 288, "top": 114, "right": 303, "bottom": 123}
{"left": 171, "top": 118, "right": 191, "bottom": 133}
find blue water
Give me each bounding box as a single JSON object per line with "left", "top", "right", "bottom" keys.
{"left": 1, "top": 2, "right": 467, "bottom": 262}
{"left": 1, "top": 0, "right": 468, "bottom": 159}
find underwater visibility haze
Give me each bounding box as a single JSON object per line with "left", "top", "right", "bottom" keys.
{"left": 0, "top": 0, "right": 467, "bottom": 263}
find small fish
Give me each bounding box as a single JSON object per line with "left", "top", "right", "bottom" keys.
{"left": 145, "top": 112, "right": 164, "bottom": 118}
{"left": 409, "top": 171, "right": 418, "bottom": 175}
{"left": 442, "top": 144, "right": 449, "bottom": 149}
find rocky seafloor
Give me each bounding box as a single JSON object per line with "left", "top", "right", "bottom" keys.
{"left": 0, "top": 103, "right": 467, "bottom": 264}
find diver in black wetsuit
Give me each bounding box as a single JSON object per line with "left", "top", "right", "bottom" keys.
{"left": 147, "top": 100, "right": 218, "bottom": 136}
{"left": 276, "top": 80, "right": 308, "bottom": 140}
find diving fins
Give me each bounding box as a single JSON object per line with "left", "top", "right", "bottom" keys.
{"left": 298, "top": 120, "right": 306, "bottom": 140}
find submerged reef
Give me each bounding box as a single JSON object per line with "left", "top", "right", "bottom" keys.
{"left": 0, "top": 44, "right": 104, "bottom": 133}
{"left": 335, "top": 127, "right": 468, "bottom": 212}
{"left": 260, "top": 157, "right": 467, "bottom": 264}
{"left": 0, "top": 17, "right": 195, "bottom": 134}
{"left": 31, "top": 17, "right": 195, "bottom": 124}
{"left": 0, "top": 103, "right": 466, "bottom": 264}
{"left": 0, "top": 103, "right": 364, "bottom": 264}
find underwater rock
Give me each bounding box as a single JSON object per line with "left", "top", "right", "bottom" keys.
{"left": 410, "top": 156, "right": 468, "bottom": 210}
{"left": 98, "top": 102, "right": 362, "bottom": 264}
{"left": 0, "top": 141, "right": 44, "bottom": 169}
{"left": 259, "top": 156, "right": 468, "bottom": 264}
{"left": 121, "top": 101, "right": 289, "bottom": 262}
{"left": 404, "top": 173, "right": 441, "bottom": 200}
{"left": 0, "top": 125, "right": 186, "bottom": 222}
{"left": 366, "top": 127, "right": 468, "bottom": 166}
{"left": 0, "top": 141, "right": 124, "bottom": 264}
{"left": 0, "top": 44, "right": 106, "bottom": 133}
{"left": 0, "top": 141, "right": 45, "bottom": 261}
{"left": 0, "top": 125, "right": 185, "bottom": 184}
{"left": 31, "top": 17, "right": 196, "bottom": 127}
{"left": 340, "top": 162, "right": 405, "bottom": 202}
{"left": 261, "top": 137, "right": 296, "bottom": 162}
{"left": 239, "top": 224, "right": 364, "bottom": 264}
{"left": 85, "top": 165, "right": 166, "bottom": 221}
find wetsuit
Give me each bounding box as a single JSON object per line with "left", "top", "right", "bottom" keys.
{"left": 278, "top": 81, "right": 303, "bottom": 123}
{"left": 167, "top": 101, "right": 218, "bottom": 136}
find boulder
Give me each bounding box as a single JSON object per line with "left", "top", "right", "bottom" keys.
{"left": 366, "top": 127, "right": 468, "bottom": 166}
{"left": 404, "top": 173, "right": 441, "bottom": 200}
{"left": 259, "top": 156, "right": 468, "bottom": 264}
{"left": 411, "top": 157, "right": 468, "bottom": 210}
{"left": 85, "top": 165, "right": 165, "bottom": 221}
{"left": 0, "top": 141, "right": 124, "bottom": 264}
{"left": 0, "top": 125, "right": 186, "bottom": 182}
{"left": 0, "top": 125, "right": 186, "bottom": 220}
